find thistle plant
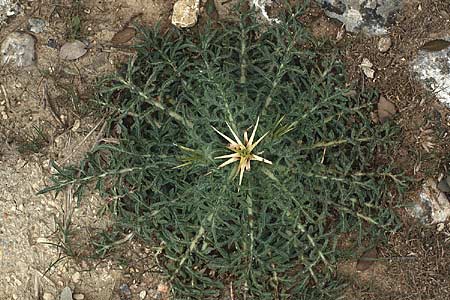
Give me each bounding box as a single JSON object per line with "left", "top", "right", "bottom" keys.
{"left": 40, "top": 4, "right": 405, "bottom": 299}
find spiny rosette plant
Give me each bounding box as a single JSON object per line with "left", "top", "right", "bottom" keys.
{"left": 41, "top": 5, "right": 405, "bottom": 299}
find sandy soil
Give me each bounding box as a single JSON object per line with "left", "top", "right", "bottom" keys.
{"left": 0, "top": 1, "right": 173, "bottom": 299}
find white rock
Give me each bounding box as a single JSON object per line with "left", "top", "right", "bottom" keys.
{"left": 378, "top": 36, "right": 392, "bottom": 53}
{"left": 360, "top": 58, "right": 375, "bottom": 79}
{"left": 172, "top": 0, "right": 200, "bottom": 28}
{"left": 1, "top": 32, "right": 36, "bottom": 67}
{"left": 72, "top": 271, "right": 81, "bottom": 283}
{"left": 73, "top": 293, "right": 85, "bottom": 300}
{"left": 250, "top": 0, "right": 281, "bottom": 24}
{"left": 139, "top": 290, "right": 147, "bottom": 299}
{"left": 42, "top": 292, "right": 55, "bottom": 300}
{"left": 412, "top": 40, "right": 450, "bottom": 107}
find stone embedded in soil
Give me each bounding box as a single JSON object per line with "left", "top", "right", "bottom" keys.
{"left": 139, "top": 290, "right": 147, "bottom": 299}
{"left": 316, "top": 0, "right": 402, "bottom": 35}
{"left": 409, "top": 179, "right": 450, "bottom": 224}
{"left": 72, "top": 271, "right": 81, "bottom": 283}
{"left": 47, "top": 38, "right": 58, "bottom": 49}
{"left": 0, "top": 0, "right": 21, "bottom": 25}
{"left": 250, "top": 0, "right": 281, "bottom": 24}
{"left": 412, "top": 38, "right": 450, "bottom": 107}
{"left": 42, "top": 292, "right": 55, "bottom": 300}
{"left": 360, "top": 57, "right": 375, "bottom": 78}
{"left": 172, "top": 0, "right": 200, "bottom": 28}
{"left": 73, "top": 293, "right": 85, "bottom": 300}
{"left": 1, "top": 32, "right": 36, "bottom": 67}
{"left": 60, "top": 287, "right": 73, "bottom": 300}
{"left": 28, "top": 17, "right": 46, "bottom": 33}
{"left": 437, "top": 177, "right": 450, "bottom": 193}
{"left": 213, "top": 0, "right": 279, "bottom": 23}
{"left": 119, "top": 283, "right": 132, "bottom": 300}
{"left": 378, "top": 36, "right": 392, "bottom": 52}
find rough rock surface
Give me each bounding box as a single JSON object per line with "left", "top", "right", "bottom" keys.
{"left": 409, "top": 179, "right": 450, "bottom": 224}
{"left": 1, "top": 32, "right": 36, "bottom": 67}
{"left": 172, "top": 0, "right": 200, "bottom": 28}
{"left": 250, "top": 0, "right": 280, "bottom": 23}
{"left": 0, "top": 0, "right": 21, "bottom": 25}
{"left": 316, "top": 0, "right": 402, "bottom": 35}
{"left": 28, "top": 17, "right": 46, "bottom": 33}
{"left": 412, "top": 39, "right": 450, "bottom": 107}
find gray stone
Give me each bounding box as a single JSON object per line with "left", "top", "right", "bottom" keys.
{"left": 1, "top": 32, "right": 36, "bottom": 67}
{"left": 60, "top": 287, "right": 73, "bottom": 300}
{"left": 437, "top": 177, "right": 450, "bottom": 193}
{"left": 28, "top": 18, "right": 46, "bottom": 33}
{"left": 411, "top": 38, "right": 450, "bottom": 107}
{"left": 408, "top": 179, "right": 450, "bottom": 224}
{"left": 119, "top": 283, "right": 132, "bottom": 300}
{"left": 316, "top": 0, "right": 402, "bottom": 35}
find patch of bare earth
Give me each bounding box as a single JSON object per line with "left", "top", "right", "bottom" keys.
{"left": 0, "top": 1, "right": 173, "bottom": 300}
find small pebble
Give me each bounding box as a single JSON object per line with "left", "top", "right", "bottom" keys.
{"left": 119, "top": 283, "right": 132, "bottom": 300}
{"left": 47, "top": 38, "right": 58, "bottom": 49}
{"left": 378, "top": 36, "right": 392, "bottom": 53}
{"left": 28, "top": 18, "right": 46, "bottom": 33}
{"left": 43, "top": 292, "right": 55, "bottom": 300}
{"left": 139, "top": 290, "right": 147, "bottom": 299}
{"left": 157, "top": 283, "right": 169, "bottom": 293}
{"left": 73, "top": 293, "right": 85, "bottom": 300}
{"left": 72, "top": 271, "right": 81, "bottom": 283}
